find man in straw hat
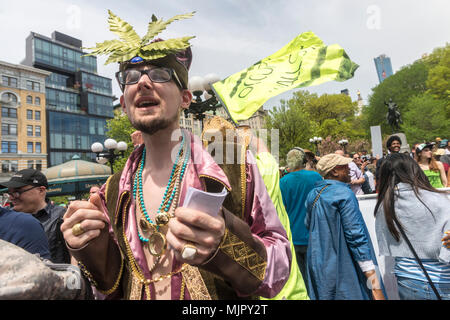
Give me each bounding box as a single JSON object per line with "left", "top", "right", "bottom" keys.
{"left": 303, "top": 153, "right": 386, "bottom": 300}
{"left": 61, "top": 11, "right": 290, "bottom": 300}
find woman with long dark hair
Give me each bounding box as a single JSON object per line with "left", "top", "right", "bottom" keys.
{"left": 375, "top": 153, "right": 450, "bottom": 300}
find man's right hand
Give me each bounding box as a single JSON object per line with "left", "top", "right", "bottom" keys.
{"left": 61, "top": 193, "right": 109, "bottom": 249}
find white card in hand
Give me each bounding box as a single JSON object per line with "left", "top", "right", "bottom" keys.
{"left": 182, "top": 186, "right": 228, "bottom": 217}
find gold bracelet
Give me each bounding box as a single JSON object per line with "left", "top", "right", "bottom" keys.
{"left": 78, "top": 259, "right": 124, "bottom": 296}
{"left": 97, "top": 258, "right": 125, "bottom": 295}
{"left": 78, "top": 261, "right": 99, "bottom": 287}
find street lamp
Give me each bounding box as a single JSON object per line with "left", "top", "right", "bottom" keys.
{"left": 338, "top": 139, "right": 349, "bottom": 154}
{"left": 91, "top": 139, "right": 128, "bottom": 174}
{"left": 309, "top": 136, "right": 323, "bottom": 156}
{"left": 186, "top": 74, "right": 222, "bottom": 130}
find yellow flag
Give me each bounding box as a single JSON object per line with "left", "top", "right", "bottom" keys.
{"left": 211, "top": 31, "right": 359, "bottom": 124}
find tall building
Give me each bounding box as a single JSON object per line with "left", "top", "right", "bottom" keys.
{"left": 22, "top": 31, "right": 115, "bottom": 166}
{"left": 374, "top": 54, "right": 394, "bottom": 83}
{"left": 0, "top": 61, "right": 51, "bottom": 182}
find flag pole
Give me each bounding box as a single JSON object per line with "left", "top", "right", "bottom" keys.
{"left": 211, "top": 84, "right": 238, "bottom": 127}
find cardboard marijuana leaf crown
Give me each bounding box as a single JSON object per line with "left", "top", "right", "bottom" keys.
{"left": 83, "top": 10, "right": 195, "bottom": 65}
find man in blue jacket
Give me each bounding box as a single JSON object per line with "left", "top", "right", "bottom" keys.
{"left": 304, "top": 153, "right": 385, "bottom": 300}
{"left": 0, "top": 206, "right": 50, "bottom": 260}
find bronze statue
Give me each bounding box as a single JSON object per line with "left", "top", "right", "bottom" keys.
{"left": 385, "top": 99, "right": 402, "bottom": 133}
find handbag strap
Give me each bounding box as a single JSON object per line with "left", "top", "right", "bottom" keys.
{"left": 394, "top": 219, "right": 442, "bottom": 300}
{"left": 312, "top": 185, "right": 329, "bottom": 209}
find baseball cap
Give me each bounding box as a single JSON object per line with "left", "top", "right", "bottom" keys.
{"left": 316, "top": 153, "right": 353, "bottom": 177}
{"left": 0, "top": 169, "right": 48, "bottom": 189}
{"left": 433, "top": 148, "right": 445, "bottom": 156}
{"left": 416, "top": 142, "right": 434, "bottom": 153}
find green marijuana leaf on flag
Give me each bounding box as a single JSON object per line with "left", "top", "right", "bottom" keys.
{"left": 211, "top": 31, "right": 359, "bottom": 124}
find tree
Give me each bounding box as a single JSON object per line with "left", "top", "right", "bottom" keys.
{"left": 105, "top": 109, "right": 136, "bottom": 172}
{"left": 402, "top": 93, "right": 450, "bottom": 143}
{"left": 266, "top": 91, "right": 315, "bottom": 163}
{"left": 266, "top": 90, "right": 366, "bottom": 162}
{"left": 365, "top": 60, "right": 428, "bottom": 134}
{"left": 424, "top": 43, "right": 450, "bottom": 102}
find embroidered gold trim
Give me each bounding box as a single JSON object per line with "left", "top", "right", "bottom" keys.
{"left": 220, "top": 230, "right": 267, "bottom": 281}
{"left": 182, "top": 265, "right": 212, "bottom": 300}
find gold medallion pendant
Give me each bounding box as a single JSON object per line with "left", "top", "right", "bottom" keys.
{"left": 147, "top": 232, "right": 167, "bottom": 257}
{"left": 139, "top": 218, "right": 155, "bottom": 232}
{"left": 155, "top": 212, "right": 170, "bottom": 226}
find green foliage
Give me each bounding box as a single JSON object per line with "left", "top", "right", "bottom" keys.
{"left": 402, "top": 94, "right": 450, "bottom": 143}
{"left": 266, "top": 90, "right": 367, "bottom": 161}
{"left": 266, "top": 91, "right": 315, "bottom": 162}
{"left": 105, "top": 109, "right": 136, "bottom": 172}
{"left": 365, "top": 60, "right": 428, "bottom": 134}
{"left": 424, "top": 43, "right": 450, "bottom": 101}
{"left": 83, "top": 10, "right": 195, "bottom": 64}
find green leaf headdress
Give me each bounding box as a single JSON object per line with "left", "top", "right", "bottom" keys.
{"left": 83, "top": 10, "right": 196, "bottom": 89}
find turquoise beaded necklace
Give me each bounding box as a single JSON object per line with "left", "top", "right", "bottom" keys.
{"left": 134, "top": 130, "right": 190, "bottom": 243}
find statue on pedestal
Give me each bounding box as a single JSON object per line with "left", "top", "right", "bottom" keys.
{"left": 385, "top": 99, "right": 402, "bottom": 134}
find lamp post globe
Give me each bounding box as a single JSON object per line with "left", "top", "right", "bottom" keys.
{"left": 91, "top": 142, "right": 104, "bottom": 153}
{"left": 185, "top": 74, "right": 223, "bottom": 131}
{"left": 91, "top": 139, "right": 127, "bottom": 174}
{"left": 104, "top": 138, "right": 118, "bottom": 150}
{"left": 310, "top": 136, "right": 322, "bottom": 156}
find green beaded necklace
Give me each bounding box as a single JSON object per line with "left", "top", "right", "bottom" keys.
{"left": 133, "top": 130, "right": 190, "bottom": 254}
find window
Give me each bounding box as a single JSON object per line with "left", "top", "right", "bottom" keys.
{"left": 27, "top": 95, "right": 33, "bottom": 104}
{"left": 11, "top": 161, "right": 18, "bottom": 172}
{"left": 27, "top": 142, "right": 33, "bottom": 153}
{"left": 36, "top": 160, "right": 42, "bottom": 171}
{"left": 27, "top": 109, "right": 33, "bottom": 120}
{"left": 28, "top": 160, "right": 34, "bottom": 169}
{"left": 2, "top": 124, "right": 17, "bottom": 135}
{"left": 35, "top": 97, "right": 41, "bottom": 105}
{"left": 35, "top": 142, "right": 41, "bottom": 153}
{"left": 1, "top": 141, "right": 17, "bottom": 153}
{"left": 1, "top": 92, "right": 18, "bottom": 105}
{"left": 2, "top": 76, "right": 18, "bottom": 87}
{"left": 35, "top": 111, "right": 41, "bottom": 120}
{"left": 27, "top": 125, "right": 33, "bottom": 136}
{"left": 2, "top": 107, "right": 17, "bottom": 118}
{"left": 35, "top": 126, "right": 41, "bottom": 137}
{"left": 1, "top": 160, "right": 10, "bottom": 173}
{"left": 26, "top": 80, "right": 40, "bottom": 92}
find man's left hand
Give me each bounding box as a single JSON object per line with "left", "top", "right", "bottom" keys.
{"left": 166, "top": 207, "right": 225, "bottom": 265}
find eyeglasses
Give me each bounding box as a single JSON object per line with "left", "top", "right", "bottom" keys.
{"left": 4, "top": 185, "right": 40, "bottom": 198}
{"left": 115, "top": 67, "right": 181, "bottom": 90}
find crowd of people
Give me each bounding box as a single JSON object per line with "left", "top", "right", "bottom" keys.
{"left": 279, "top": 136, "right": 450, "bottom": 300}
{"left": 0, "top": 11, "right": 449, "bottom": 300}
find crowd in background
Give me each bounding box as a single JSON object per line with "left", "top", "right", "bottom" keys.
{"left": 279, "top": 135, "right": 450, "bottom": 300}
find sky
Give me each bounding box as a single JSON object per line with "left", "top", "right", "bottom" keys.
{"left": 1, "top": 0, "right": 449, "bottom": 109}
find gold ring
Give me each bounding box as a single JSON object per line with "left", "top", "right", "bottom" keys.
{"left": 181, "top": 243, "right": 197, "bottom": 260}
{"left": 72, "top": 223, "right": 85, "bottom": 237}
